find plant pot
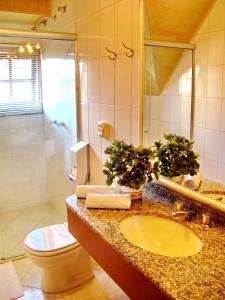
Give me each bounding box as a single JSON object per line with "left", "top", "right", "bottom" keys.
{"left": 119, "top": 186, "right": 142, "bottom": 200}
{"left": 111, "top": 180, "right": 142, "bottom": 200}
{"left": 161, "top": 175, "right": 183, "bottom": 184}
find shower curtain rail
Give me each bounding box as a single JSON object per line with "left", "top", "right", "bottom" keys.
{"left": 0, "top": 28, "right": 77, "bottom": 41}
{"left": 144, "top": 39, "right": 195, "bottom": 50}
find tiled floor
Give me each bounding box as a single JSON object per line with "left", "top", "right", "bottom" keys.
{"left": 13, "top": 257, "right": 130, "bottom": 300}
{"left": 0, "top": 204, "right": 65, "bottom": 260}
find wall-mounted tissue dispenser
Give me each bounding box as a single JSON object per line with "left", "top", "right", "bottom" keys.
{"left": 69, "top": 141, "right": 89, "bottom": 184}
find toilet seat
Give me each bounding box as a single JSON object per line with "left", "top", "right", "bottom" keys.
{"left": 24, "top": 224, "right": 80, "bottom": 257}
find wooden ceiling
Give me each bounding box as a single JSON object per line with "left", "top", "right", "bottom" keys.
{"left": 144, "top": 0, "right": 216, "bottom": 95}
{"left": 0, "top": 0, "right": 51, "bottom": 16}
{"left": 0, "top": 0, "right": 51, "bottom": 26}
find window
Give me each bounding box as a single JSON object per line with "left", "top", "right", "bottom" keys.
{"left": 0, "top": 45, "right": 42, "bottom": 115}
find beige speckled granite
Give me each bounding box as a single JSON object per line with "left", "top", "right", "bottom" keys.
{"left": 66, "top": 191, "right": 225, "bottom": 300}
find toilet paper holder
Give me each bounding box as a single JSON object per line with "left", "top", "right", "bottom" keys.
{"left": 69, "top": 141, "right": 89, "bottom": 184}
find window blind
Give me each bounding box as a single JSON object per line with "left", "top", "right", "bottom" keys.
{"left": 0, "top": 44, "right": 42, "bottom": 115}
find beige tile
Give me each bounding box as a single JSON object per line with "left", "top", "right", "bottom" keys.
{"left": 88, "top": 103, "right": 101, "bottom": 146}
{"left": 100, "top": 0, "right": 114, "bottom": 9}
{"left": 87, "top": 13, "right": 100, "bottom": 59}
{"left": 195, "top": 97, "right": 206, "bottom": 127}
{"left": 219, "top": 131, "right": 225, "bottom": 163}
{"left": 205, "top": 98, "right": 222, "bottom": 130}
{"left": 194, "top": 126, "right": 205, "bottom": 155}
{"left": 100, "top": 104, "right": 115, "bottom": 142}
{"left": 195, "top": 65, "right": 208, "bottom": 97}
{"left": 101, "top": 277, "right": 130, "bottom": 300}
{"left": 115, "top": 56, "right": 132, "bottom": 106}
{"left": 132, "top": 0, "right": 140, "bottom": 51}
{"left": 100, "top": 57, "right": 115, "bottom": 105}
{"left": 100, "top": 5, "right": 115, "bottom": 57}
{"left": 205, "top": 129, "right": 220, "bottom": 160}
{"left": 54, "top": 269, "right": 109, "bottom": 300}
{"left": 13, "top": 258, "right": 34, "bottom": 281}
{"left": 208, "top": 0, "right": 225, "bottom": 32}
{"left": 115, "top": 106, "right": 132, "bottom": 143}
{"left": 207, "top": 65, "right": 223, "bottom": 98}
{"left": 115, "top": 0, "right": 132, "bottom": 53}
{"left": 79, "top": 102, "right": 89, "bottom": 142}
{"left": 208, "top": 31, "right": 224, "bottom": 65}
{"left": 221, "top": 100, "right": 225, "bottom": 130}
{"left": 131, "top": 108, "right": 140, "bottom": 146}
{"left": 89, "top": 144, "right": 105, "bottom": 185}
{"left": 87, "top": 59, "right": 100, "bottom": 103}
{"left": 195, "top": 34, "right": 208, "bottom": 66}
{"left": 18, "top": 286, "right": 54, "bottom": 300}
{"left": 21, "top": 265, "right": 41, "bottom": 289}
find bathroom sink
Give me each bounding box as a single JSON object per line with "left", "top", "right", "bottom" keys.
{"left": 119, "top": 215, "right": 202, "bottom": 257}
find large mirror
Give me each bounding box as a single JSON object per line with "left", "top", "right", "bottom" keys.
{"left": 143, "top": 0, "right": 225, "bottom": 212}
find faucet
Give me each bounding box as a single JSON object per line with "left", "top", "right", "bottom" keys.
{"left": 172, "top": 201, "right": 195, "bottom": 220}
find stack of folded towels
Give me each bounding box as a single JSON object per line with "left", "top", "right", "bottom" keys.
{"left": 75, "top": 185, "right": 131, "bottom": 210}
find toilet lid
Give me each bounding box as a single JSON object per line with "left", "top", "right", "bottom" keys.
{"left": 25, "top": 224, "right": 77, "bottom": 252}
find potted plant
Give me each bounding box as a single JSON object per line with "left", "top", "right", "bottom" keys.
{"left": 153, "top": 133, "right": 200, "bottom": 183}
{"left": 103, "top": 140, "right": 158, "bottom": 200}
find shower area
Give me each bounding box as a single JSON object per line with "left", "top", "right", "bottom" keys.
{"left": 0, "top": 34, "right": 77, "bottom": 260}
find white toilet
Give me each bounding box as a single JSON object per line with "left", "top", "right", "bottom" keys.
{"left": 24, "top": 223, "right": 94, "bottom": 293}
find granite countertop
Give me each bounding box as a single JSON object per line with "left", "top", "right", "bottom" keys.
{"left": 66, "top": 189, "right": 225, "bottom": 300}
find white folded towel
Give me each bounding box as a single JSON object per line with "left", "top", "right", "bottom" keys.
{"left": 76, "top": 185, "right": 118, "bottom": 198}
{"left": 86, "top": 193, "right": 131, "bottom": 209}
{"left": 182, "top": 170, "right": 202, "bottom": 191}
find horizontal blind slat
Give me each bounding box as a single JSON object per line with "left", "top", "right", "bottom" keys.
{"left": 0, "top": 44, "right": 42, "bottom": 116}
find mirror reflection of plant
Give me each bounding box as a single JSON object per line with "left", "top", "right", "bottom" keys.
{"left": 103, "top": 140, "right": 158, "bottom": 190}
{"left": 154, "top": 133, "right": 200, "bottom": 178}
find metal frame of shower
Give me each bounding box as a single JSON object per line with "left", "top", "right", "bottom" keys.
{"left": 143, "top": 38, "right": 196, "bottom": 141}
{"left": 0, "top": 28, "right": 76, "bottom": 40}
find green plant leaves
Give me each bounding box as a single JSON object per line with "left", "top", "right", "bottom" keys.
{"left": 103, "top": 140, "right": 156, "bottom": 189}
{"left": 153, "top": 133, "right": 200, "bottom": 178}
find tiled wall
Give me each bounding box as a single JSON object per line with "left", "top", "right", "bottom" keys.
{"left": 144, "top": 0, "right": 225, "bottom": 184}
{"left": 76, "top": 0, "right": 141, "bottom": 184}
{"left": 192, "top": 0, "right": 225, "bottom": 183}
{"left": 0, "top": 114, "right": 48, "bottom": 212}
{"left": 144, "top": 49, "right": 192, "bottom": 146}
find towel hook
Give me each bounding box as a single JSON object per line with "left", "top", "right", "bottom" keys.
{"left": 122, "top": 42, "right": 134, "bottom": 57}
{"left": 105, "top": 46, "right": 117, "bottom": 60}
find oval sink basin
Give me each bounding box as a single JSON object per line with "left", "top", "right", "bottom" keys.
{"left": 119, "top": 215, "right": 202, "bottom": 257}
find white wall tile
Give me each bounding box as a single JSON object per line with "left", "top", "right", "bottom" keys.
{"left": 115, "top": 105, "right": 131, "bottom": 143}
{"left": 87, "top": 59, "right": 100, "bottom": 103}
{"left": 208, "top": 31, "right": 224, "bottom": 65}
{"left": 100, "top": 58, "right": 115, "bottom": 105}
{"left": 100, "top": 5, "right": 115, "bottom": 57}
{"left": 100, "top": 104, "right": 115, "bottom": 142}
{"left": 205, "top": 129, "right": 220, "bottom": 160}
{"left": 88, "top": 103, "right": 101, "bottom": 145}
{"left": 205, "top": 98, "right": 222, "bottom": 130}
{"left": 115, "top": 0, "right": 132, "bottom": 53}
{"left": 207, "top": 66, "right": 223, "bottom": 98}
{"left": 115, "top": 56, "right": 132, "bottom": 106}
{"left": 195, "top": 97, "right": 206, "bottom": 127}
